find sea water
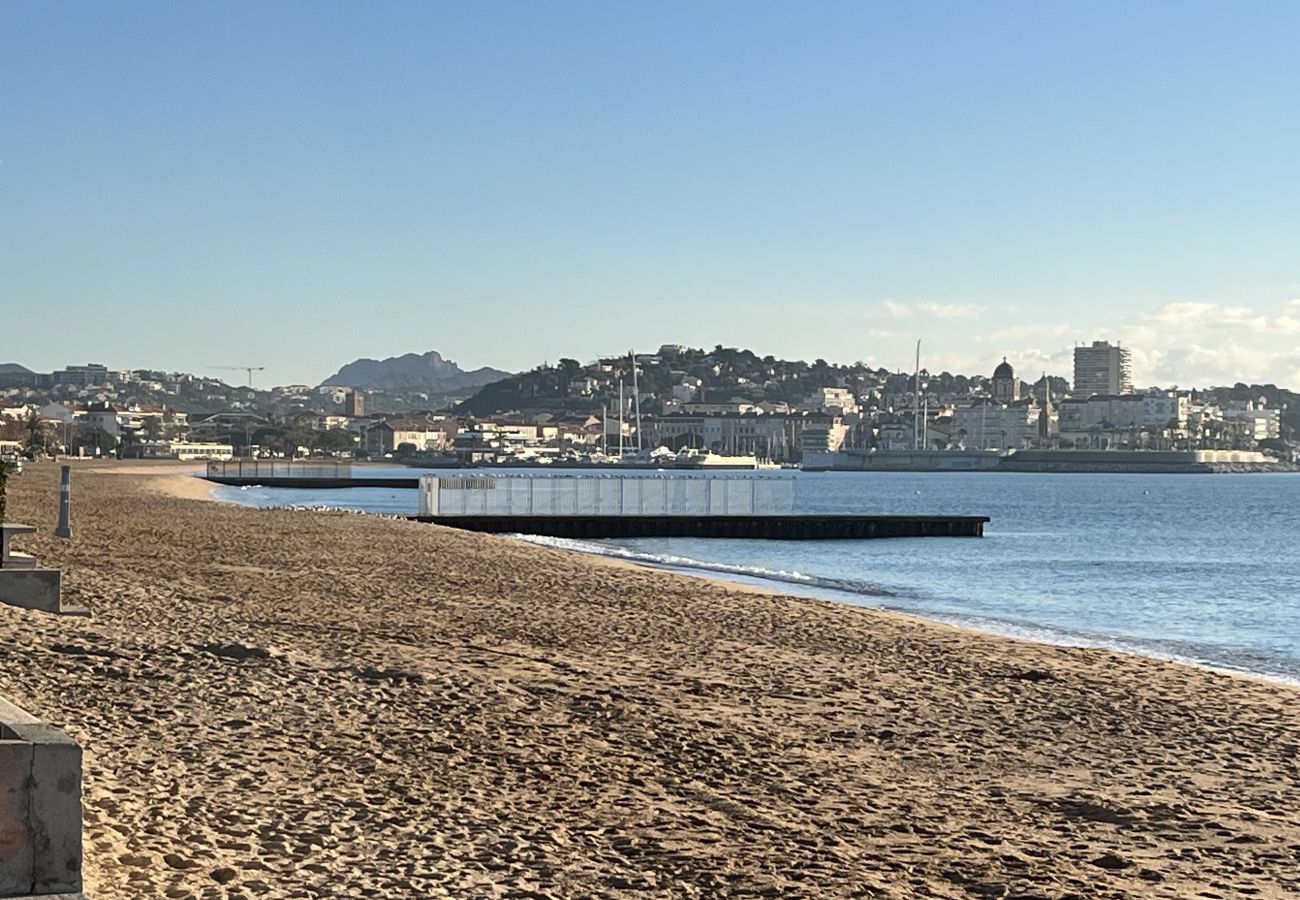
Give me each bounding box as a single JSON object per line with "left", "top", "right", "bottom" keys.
{"left": 211, "top": 469, "right": 1300, "bottom": 683}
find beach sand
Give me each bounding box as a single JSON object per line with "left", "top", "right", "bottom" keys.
{"left": 3, "top": 459, "right": 1299, "bottom": 898}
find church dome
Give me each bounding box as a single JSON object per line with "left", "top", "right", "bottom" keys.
{"left": 993, "top": 358, "right": 1014, "bottom": 379}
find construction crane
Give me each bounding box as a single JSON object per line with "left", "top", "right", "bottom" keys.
{"left": 210, "top": 366, "right": 266, "bottom": 387}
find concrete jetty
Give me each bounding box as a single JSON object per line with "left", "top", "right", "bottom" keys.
{"left": 408, "top": 513, "right": 988, "bottom": 539}
{"left": 414, "top": 474, "right": 987, "bottom": 539}
{"left": 202, "top": 468, "right": 991, "bottom": 540}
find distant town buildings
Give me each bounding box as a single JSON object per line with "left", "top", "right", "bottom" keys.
{"left": 648, "top": 412, "right": 839, "bottom": 462}
{"left": 344, "top": 390, "right": 365, "bottom": 418}
{"left": 1224, "top": 400, "right": 1281, "bottom": 442}
{"left": 991, "top": 359, "right": 1020, "bottom": 404}
{"left": 45, "top": 363, "right": 135, "bottom": 388}
{"left": 0, "top": 346, "right": 1293, "bottom": 464}
{"left": 802, "top": 386, "right": 859, "bottom": 416}
{"left": 1073, "top": 341, "right": 1133, "bottom": 397}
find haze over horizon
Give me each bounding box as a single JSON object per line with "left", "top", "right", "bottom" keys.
{"left": 4, "top": 2, "right": 1299, "bottom": 389}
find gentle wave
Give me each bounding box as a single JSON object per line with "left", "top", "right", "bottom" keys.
{"left": 512, "top": 534, "right": 1300, "bottom": 687}
{"left": 511, "top": 533, "right": 898, "bottom": 598}
{"left": 912, "top": 610, "right": 1300, "bottom": 687}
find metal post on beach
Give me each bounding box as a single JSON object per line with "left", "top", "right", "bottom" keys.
{"left": 55, "top": 465, "right": 72, "bottom": 539}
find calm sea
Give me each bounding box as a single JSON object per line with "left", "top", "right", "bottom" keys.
{"left": 211, "top": 469, "right": 1300, "bottom": 684}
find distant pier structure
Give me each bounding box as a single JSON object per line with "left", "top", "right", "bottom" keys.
{"left": 414, "top": 472, "right": 987, "bottom": 540}
{"left": 202, "top": 464, "right": 988, "bottom": 539}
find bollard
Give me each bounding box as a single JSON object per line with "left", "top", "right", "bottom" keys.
{"left": 55, "top": 465, "right": 72, "bottom": 539}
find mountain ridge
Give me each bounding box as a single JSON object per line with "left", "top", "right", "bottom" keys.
{"left": 321, "top": 351, "right": 510, "bottom": 393}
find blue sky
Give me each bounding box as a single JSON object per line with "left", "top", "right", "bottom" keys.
{"left": 3, "top": 1, "right": 1299, "bottom": 388}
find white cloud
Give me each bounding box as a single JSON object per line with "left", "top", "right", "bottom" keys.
{"left": 865, "top": 295, "right": 1300, "bottom": 388}
{"left": 1113, "top": 300, "right": 1300, "bottom": 386}
{"left": 989, "top": 322, "right": 1074, "bottom": 342}
{"left": 918, "top": 302, "right": 986, "bottom": 319}
{"left": 873, "top": 299, "right": 986, "bottom": 320}
{"left": 967, "top": 298, "right": 1300, "bottom": 388}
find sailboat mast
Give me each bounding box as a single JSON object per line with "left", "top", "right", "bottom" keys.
{"left": 618, "top": 379, "right": 625, "bottom": 458}
{"left": 631, "top": 350, "right": 643, "bottom": 452}
{"left": 914, "top": 340, "right": 922, "bottom": 451}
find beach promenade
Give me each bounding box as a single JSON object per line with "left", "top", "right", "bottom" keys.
{"left": 2, "top": 460, "right": 1299, "bottom": 898}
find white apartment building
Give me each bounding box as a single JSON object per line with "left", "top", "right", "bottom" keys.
{"left": 1058, "top": 395, "right": 1144, "bottom": 432}
{"left": 1224, "top": 400, "right": 1281, "bottom": 441}
{"left": 802, "top": 387, "right": 859, "bottom": 416}
{"left": 1141, "top": 391, "right": 1190, "bottom": 433}
{"left": 949, "top": 401, "right": 1040, "bottom": 450}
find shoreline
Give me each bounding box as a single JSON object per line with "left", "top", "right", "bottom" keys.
{"left": 197, "top": 467, "right": 1300, "bottom": 690}
{"left": 8, "top": 460, "right": 1300, "bottom": 896}
{"left": 514, "top": 532, "right": 1300, "bottom": 692}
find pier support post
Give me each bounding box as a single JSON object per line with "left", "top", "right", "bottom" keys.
{"left": 55, "top": 466, "right": 72, "bottom": 539}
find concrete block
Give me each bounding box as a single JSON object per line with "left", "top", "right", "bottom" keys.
{"left": 0, "top": 526, "right": 37, "bottom": 569}
{"left": 0, "top": 741, "right": 34, "bottom": 897}
{"left": 0, "top": 699, "right": 82, "bottom": 898}
{"left": 0, "top": 571, "right": 63, "bottom": 616}
{"left": 29, "top": 739, "right": 81, "bottom": 895}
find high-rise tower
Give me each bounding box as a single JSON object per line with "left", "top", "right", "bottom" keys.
{"left": 1073, "top": 341, "right": 1132, "bottom": 397}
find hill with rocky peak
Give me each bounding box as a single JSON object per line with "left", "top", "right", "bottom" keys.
{"left": 321, "top": 351, "right": 510, "bottom": 392}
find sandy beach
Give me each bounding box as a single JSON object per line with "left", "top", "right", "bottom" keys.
{"left": 2, "top": 460, "right": 1299, "bottom": 898}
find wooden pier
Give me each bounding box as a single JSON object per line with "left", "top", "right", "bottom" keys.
{"left": 408, "top": 514, "right": 988, "bottom": 540}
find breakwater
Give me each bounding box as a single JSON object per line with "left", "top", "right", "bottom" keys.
{"left": 805, "top": 448, "right": 1292, "bottom": 473}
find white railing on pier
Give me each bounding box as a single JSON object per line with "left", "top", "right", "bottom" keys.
{"left": 206, "top": 459, "right": 353, "bottom": 480}
{"left": 419, "top": 472, "right": 796, "bottom": 517}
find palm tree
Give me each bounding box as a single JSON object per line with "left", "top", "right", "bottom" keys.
{"left": 24, "top": 409, "right": 48, "bottom": 456}
{"left": 142, "top": 416, "right": 163, "bottom": 443}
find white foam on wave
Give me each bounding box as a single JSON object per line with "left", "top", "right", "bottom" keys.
{"left": 511, "top": 533, "right": 896, "bottom": 598}
{"left": 928, "top": 611, "right": 1300, "bottom": 688}
{"left": 513, "top": 534, "right": 1300, "bottom": 688}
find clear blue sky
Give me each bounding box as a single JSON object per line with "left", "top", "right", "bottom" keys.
{"left": 4, "top": 1, "right": 1299, "bottom": 388}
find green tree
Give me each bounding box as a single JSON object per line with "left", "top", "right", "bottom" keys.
{"left": 24, "top": 409, "right": 49, "bottom": 455}
{"left": 315, "top": 428, "right": 357, "bottom": 454}
{"left": 251, "top": 426, "right": 289, "bottom": 456}
{"left": 71, "top": 426, "right": 117, "bottom": 457}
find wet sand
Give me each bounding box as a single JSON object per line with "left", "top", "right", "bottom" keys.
{"left": 3, "top": 459, "right": 1300, "bottom": 898}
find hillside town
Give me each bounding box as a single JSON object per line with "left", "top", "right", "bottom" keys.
{"left": 1, "top": 343, "right": 1296, "bottom": 468}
